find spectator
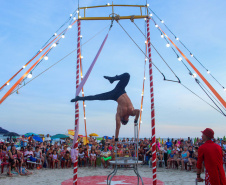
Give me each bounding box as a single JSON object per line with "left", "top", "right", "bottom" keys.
{"left": 44, "top": 134, "right": 51, "bottom": 144}
{"left": 78, "top": 148, "right": 86, "bottom": 167}
{"left": 100, "top": 145, "right": 111, "bottom": 168}
{"left": 180, "top": 146, "right": 189, "bottom": 170}
{"left": 90, "top": 150, "right": 96, "bottom": 167}
{"left": 166, "top": 138, "right": 172, "bottom": 148}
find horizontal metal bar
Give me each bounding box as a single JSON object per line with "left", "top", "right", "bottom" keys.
{"left": 79, "top": 4, "right": 147, "bottom": 9}
{"left": 78, "top": 15, "right": 148, "bottom": 20}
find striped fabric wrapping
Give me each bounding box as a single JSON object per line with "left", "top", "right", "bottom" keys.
{"left": 73, "top": 20, "right": 81, "bottom": 185}
{"left": 147, "top": 18, "right": 157, "bottom": 185}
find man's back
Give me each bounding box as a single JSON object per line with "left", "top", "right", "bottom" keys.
{"left": 117, "top": 93, "right": 134, "bottom": 117}
{"left": 199, "top": 140, "right": 223, "bottom": 168}
{"left": 197, "top": 140, "right": 226, "bottom": 185}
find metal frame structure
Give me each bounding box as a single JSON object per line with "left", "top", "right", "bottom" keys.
{"left": 73, "top": 3, "right": 157, "bottom": 185}
{"left": 78, "top": 3, "right": 149, "bottom": 20}
{"left": 107, "top": 122, "right": 143, "bottom": 185}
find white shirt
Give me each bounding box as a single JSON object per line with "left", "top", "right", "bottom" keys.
{"left": 45, "top": 137, "right": 51, "bottom": 141}
{"left": 25, "top": 151, "right": 33, "bottom": 157}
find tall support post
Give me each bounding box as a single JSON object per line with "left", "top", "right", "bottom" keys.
{"left": 73, "top": 20, "right": 81, "bottom": 185}
{"left": 147, "top": 18, "right": 157, "bottom": 185}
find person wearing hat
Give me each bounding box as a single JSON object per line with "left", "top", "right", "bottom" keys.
{"left": 196, "top": 128, "right": 226, "bottom": 185}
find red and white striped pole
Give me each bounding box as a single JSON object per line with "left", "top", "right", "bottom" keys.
{"left": 147, "top": 18, "right": 157, "bottom": 185}
{"left": 73, "top": 19, "right": 81, "bottom": 185}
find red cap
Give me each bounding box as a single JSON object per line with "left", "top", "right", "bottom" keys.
{"left": 201, "top": 128, "right": 214, "bottom": 139}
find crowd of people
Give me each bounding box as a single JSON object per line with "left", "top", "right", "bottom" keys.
{"left": 0, "top": 134, "right": 226, "bottom": 177}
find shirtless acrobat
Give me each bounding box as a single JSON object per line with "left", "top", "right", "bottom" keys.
{"left": 71, "top": 73, "right": 140, "bottom": 141}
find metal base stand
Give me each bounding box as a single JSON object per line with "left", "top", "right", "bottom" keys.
{"left": 107, "top": 123, "right": 144, "bottom": 185}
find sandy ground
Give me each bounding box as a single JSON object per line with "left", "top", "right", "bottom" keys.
{"left": 0, "top": 165, "right": 205, "bottom": 185}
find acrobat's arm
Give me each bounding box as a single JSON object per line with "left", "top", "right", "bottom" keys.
{"left": 115, "top": 113, "right": 121, "bottom": 141}
{"left": 131, "top": 109, "right": 140, "bottom": 123}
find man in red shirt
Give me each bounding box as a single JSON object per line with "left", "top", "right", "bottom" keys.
{"left": 196, "top": 128, "right": 226, "bottom": 185}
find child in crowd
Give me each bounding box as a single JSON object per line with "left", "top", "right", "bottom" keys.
{"left": 64, "top": 151, "right": 71, "bottom": 168}
{"left": 78, "top": 148, "right": 86, "bottom": 167}
{"left": 124, "top": 149, "right": 131, "bottom": 158}
{"left": 173, "top": 151, "right": 179, "bottom": 169}
{"left": 52, "top": 150, "right": 59, "bottom": 169}
{"left": 20, "top": 163, "right": 32, "bottom": 175}
{"left": 167, "top": 150, "right": 175, "bottom": 169}
{"left": 90, "top": 150, "right": 96, "bottom": 167}
{"left": 167, "top": 147, "right": 172, "bottom": 155}
{"left": 188, "top": 146, "right": 194, "bottom": 167}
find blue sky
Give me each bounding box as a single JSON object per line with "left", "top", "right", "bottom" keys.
{"left": 0, "top": 0, "right": 226, "bottom": 138}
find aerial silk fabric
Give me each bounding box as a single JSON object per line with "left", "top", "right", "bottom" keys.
{"left": 71, "top": 33, "right": 109, "bottom": 163}
{"left": 197, "top": 140, "right": 226, "bottom": 185}
{"left": 75, "top": 33, "right": 109, "bottom": 97}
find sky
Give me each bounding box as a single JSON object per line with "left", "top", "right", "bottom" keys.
{"left": 0, "top": 0, "right": 226, "bottom": 139}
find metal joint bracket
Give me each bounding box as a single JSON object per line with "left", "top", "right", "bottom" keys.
{"left": 130, "top": 15, "right": 135, "bottom": 22}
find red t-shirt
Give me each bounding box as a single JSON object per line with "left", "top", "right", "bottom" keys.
{"left": 197, "top": 140, "right": 226, "bottom": 185}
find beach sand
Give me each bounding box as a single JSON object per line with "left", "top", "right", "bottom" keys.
{"left": 0, "top": 165, "right": 204, "bottom": 185}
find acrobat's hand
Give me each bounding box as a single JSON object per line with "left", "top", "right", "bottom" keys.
{"left": 134, "top": 119, "right": 138, "bottom": 126}
{"left": 196, "top": 177, "right": 204, "bottom": 182}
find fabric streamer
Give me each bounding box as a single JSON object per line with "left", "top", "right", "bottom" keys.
{"left": 75, "top": 34, "right": 108, "bottom": 97}
{"left": 71, "top": 33, "right": 109, "bottom": 162}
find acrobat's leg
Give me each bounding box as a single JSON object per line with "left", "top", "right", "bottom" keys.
{"left": 104, "top": 73, "right": 130, "bottom": 85}
{"left": 71, "top": 90, "right": 115, "bottom": 102}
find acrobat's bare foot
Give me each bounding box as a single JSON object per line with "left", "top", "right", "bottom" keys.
{"left": 103, "top": 76, "right": 114, "bottom": 84}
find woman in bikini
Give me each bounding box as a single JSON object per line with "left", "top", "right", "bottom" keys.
{"left": 180, "top": 147, "right": 189, "bottom": 170}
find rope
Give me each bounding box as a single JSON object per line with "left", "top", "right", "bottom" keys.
{"left": 79, "top": 35, "right": 88, "bottom": 145}
{"left": 2, "top": 25, "right": 110, "bottom": 101}
{"left": 180, "top": 83, "right": 225, "bottom": 116}
{"left": 116, "top": 21, "right": 164, "bottom": 77}
{"left": 0, "top": 11, "right": 78, "bottom": 92}
{"left": 151, "top": 17, "right": 193, "bottom": 75}
{"left": 132, "top": 21, "right": 181, "bottom": 82}
{"left": 134, "top": 17, "right": 226, "bottom": 116}
{"left": 148, "top": 7, "right": 226, "bottom": 90}
{"left": 196, "top": 80, "right": 226, "bottom": 116}
{"left": 151, "top": 18, "right": 224, "bottom": 115}
{"left": 198, "top": 81, "right": 226, "bottom": 113}
{"left": 41, "top": 9, "right": 78, "bottom": 48}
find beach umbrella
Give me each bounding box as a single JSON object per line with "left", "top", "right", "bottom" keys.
{"left": 89, "top": 133, "right": 99, "bottom": 137}
{"left": 51, "top": 134, "right": 69, "bottom": 139}
{"left": 3, "top": 132, "right": 20, "bottom": 140}
{"left": 78, "top": 134, "right": 84, "bottom": 137}
{"left": 96, "top": 137, "right": 103, "bottom": 141}
{"left": 24, "top": 132, "right": 38, "bottom": 137}
{"left": 0, "top": 127, "right": 9, "bottom": 134}
{"left": 65, "top": 134, "right": 74, "bottom": 139}
{"left": 104, "top": 136, "right": 112, "bottom": 139}
{"left": 33, "top": 136, "right": 43, "bottom": 143}
{"left": 3, "top": 132, "right": 20, "bottom": 137}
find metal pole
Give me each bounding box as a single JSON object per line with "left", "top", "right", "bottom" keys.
{"left": 73, "top": 20, "right": 81, "bottom": 185}
{"left": 147, "top": 18, "right": 157, "bottom": 185}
